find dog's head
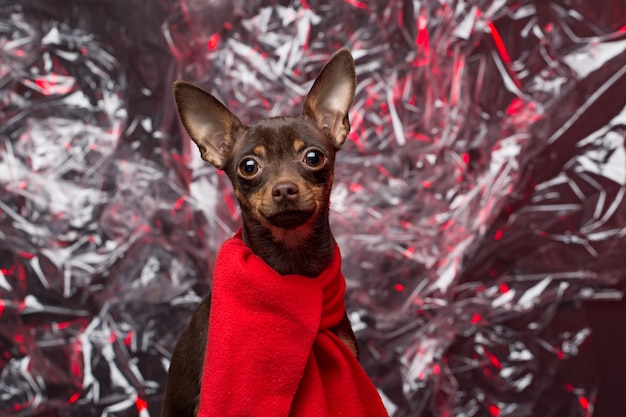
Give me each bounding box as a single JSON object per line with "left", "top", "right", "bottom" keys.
{"left": 173, "top": 49, "right": 356, "bottom": 239}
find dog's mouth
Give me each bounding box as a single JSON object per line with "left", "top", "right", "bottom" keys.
{"left": 263, "top": 208, "right": 316, "bottom": 229}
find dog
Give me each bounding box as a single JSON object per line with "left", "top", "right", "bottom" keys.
{"left": 161, "top": 48, "right": 358, "bottom": 417}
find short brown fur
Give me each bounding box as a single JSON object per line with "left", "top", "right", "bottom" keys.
{"left": 162, "top": 49, "right": 357, "bottom": 417}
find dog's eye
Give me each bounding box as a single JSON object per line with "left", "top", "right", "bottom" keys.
{"left": 238, "top": 158, "right": 259, "bottom": 177}
{"left": 304, "top": 149, "right": 325, "bottom": 169}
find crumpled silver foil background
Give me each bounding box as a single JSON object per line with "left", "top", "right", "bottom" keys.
{"left": 2, "top": 0, "right": 626, "bottom": 416}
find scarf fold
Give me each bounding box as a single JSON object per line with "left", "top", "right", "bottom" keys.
{"left": 198, "top": 230, "right": 388, "bottom": 417}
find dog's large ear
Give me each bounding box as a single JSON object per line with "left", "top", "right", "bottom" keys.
{"left": 173, "top": 81, "right": 243, "bottom": 169}
{"left": 303, "top": 48, "right": 356, "bottom": 149}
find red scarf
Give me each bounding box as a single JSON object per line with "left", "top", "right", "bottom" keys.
{"left": 197, "top": 230, "right": 388, "bottom": 417}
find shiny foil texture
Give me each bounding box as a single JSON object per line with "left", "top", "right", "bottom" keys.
{"left": 2, "top": 1, "right": 626, "bottom": 416}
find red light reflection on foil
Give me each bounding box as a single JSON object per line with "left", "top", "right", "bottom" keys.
{"left": 136, "top": 397, "right": 148, "bottom": 412}
{"left": 344, "top": 0, "right": 367, "bottom": 10}
{"left": 450, "top": 55, "right": 464, "bottom": 106}
{"left": 412, "top": 133, "right": 431, "bottom": 142}
{"left": 394, "top": 283, "right": 405, "bottom": 292}
{"left": 493, "top": 229, "right": 503, "bottom": 240}
{"left": 487, "top": 22, "right": 521, "bottom": 89}
{"left": 579, "top": 396, "right": 589, "bottom": 410}
{"left": 34, "top": 73, "right": 73, "bottom": 96}
{"left": 376, "top": 164, "right": 394, "bottom": 179}
{"left": 484, "top": 349, "right": 502, "bottom": 370}
{"left": 506, "top": 97, "right": 524, "bottom": 115}
{"left": 348, "top": 132, "right": 365, "bottom": 153}
{"left": 56, "top": 321, "right": 70, "bottom": 330}
{"left": 0, "top": 299, "right": 4, "bottom": 317}
{"left": 440, "top": 219, "right": 454, "bottom": 231}
{"left": 173, "top": 197, "right": 185, "bottom": 213}
{"left": 124, "top": 331, "right": 133, "bottom": 347}
{"left": 488, "top": 22, "right": 511, "bottom": 66}
{"left": 489, "top": 404, "right": 500, "bottom": 417}
{"left": 69, "top": 392, "right": 80, "bottom": 404}
{"left": 349, "top": 182, "right": 363, "bottom": 193}
{"left": 413, "top": 13, "right": 430, "bottom": 67}
{"left": 207, "top": 33, "right": 219, "bottom": 51}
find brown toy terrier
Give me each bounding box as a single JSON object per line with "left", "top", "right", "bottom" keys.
{"left": 161, "top": 49, "right": 357, "bottom": 417}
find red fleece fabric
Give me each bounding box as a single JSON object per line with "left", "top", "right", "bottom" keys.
{"left": 197, "top": 230, "right": 388, "bottom": 417}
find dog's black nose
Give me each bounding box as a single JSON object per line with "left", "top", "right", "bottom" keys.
{"left": 272, "top": 181, "right": 299, "bottom": 202}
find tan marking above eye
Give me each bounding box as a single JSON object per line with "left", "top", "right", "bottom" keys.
{"left": 293, "top": 139, "right": 306, "bottom": 152}
{"left": 253, "top": 145, "right": 266, "bottom": 158}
